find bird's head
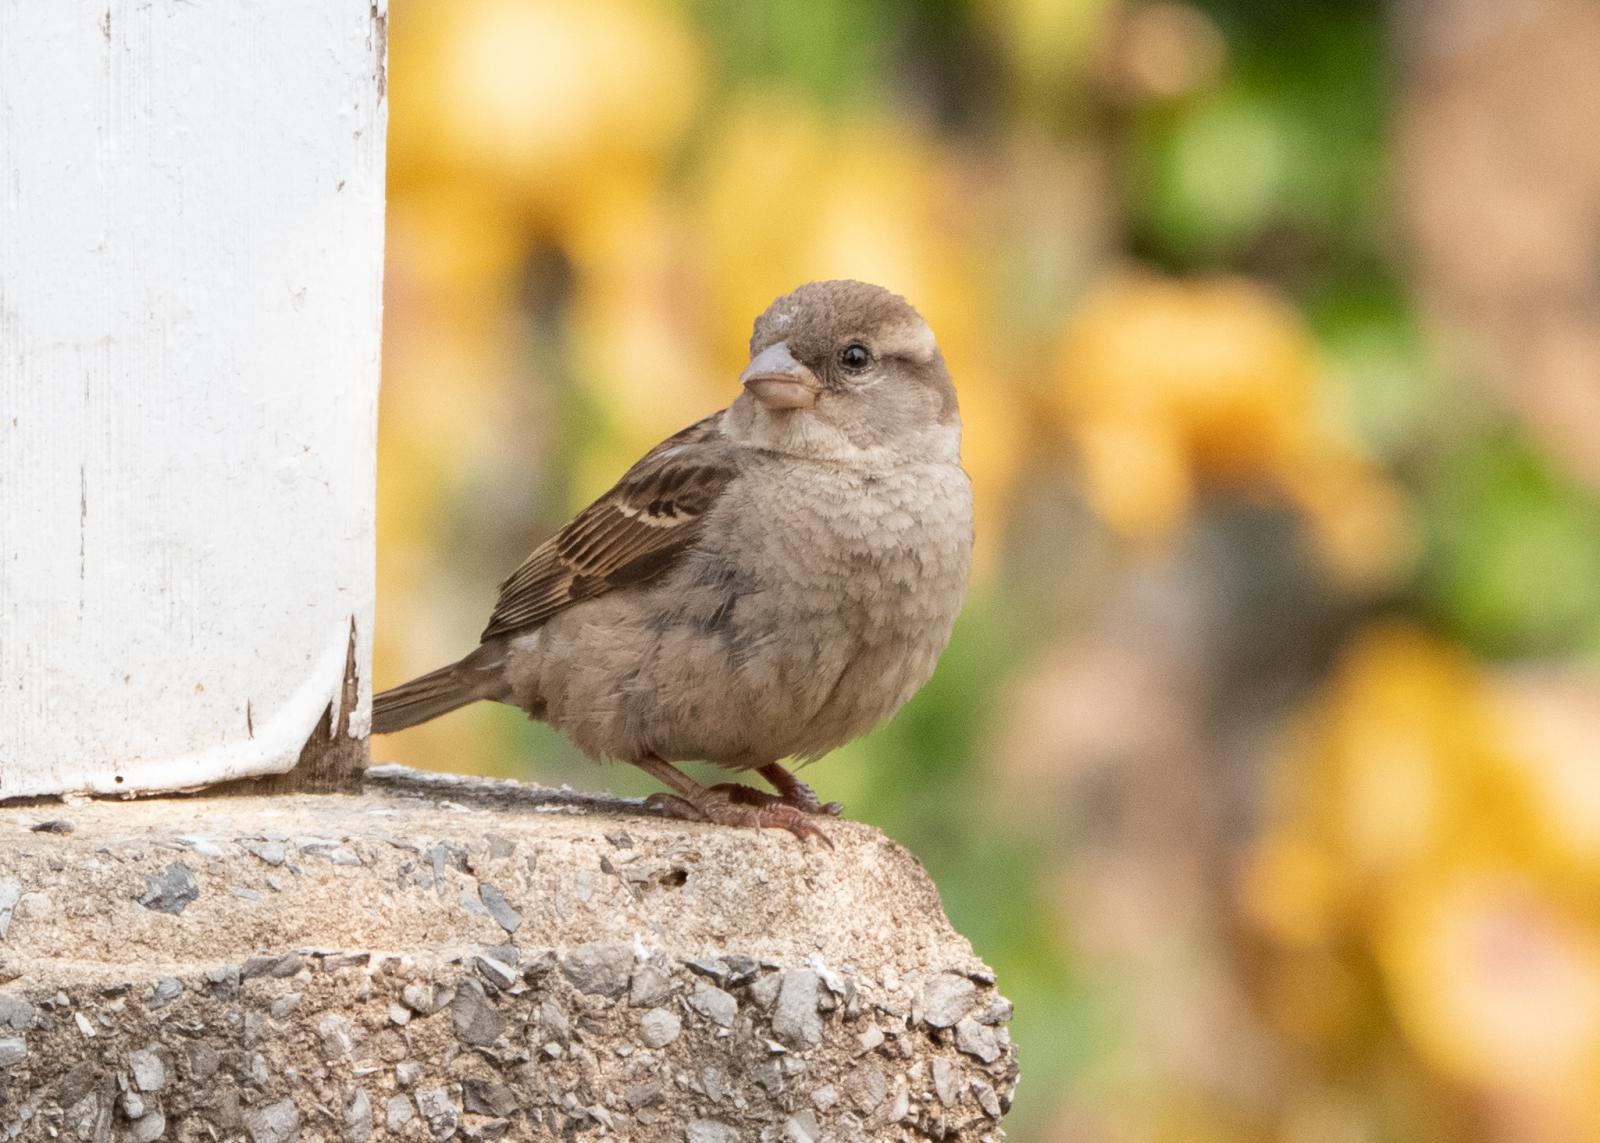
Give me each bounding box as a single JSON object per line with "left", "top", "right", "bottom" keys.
{"left": 724, "top": 280, "right": 960, "bottom": 467}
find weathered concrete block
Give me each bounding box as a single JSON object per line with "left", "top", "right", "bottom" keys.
{"left": 0, "top": 766, "right": 1017, "bottom": 1140}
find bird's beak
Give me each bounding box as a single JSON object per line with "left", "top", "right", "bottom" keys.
{"left": 740, "top": 342, "right": 820, "bottom": 411}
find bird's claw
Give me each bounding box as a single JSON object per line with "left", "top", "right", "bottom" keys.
{"left": 645, "top": 788, "right": 835, "bottom": 847}
{"left": 709, "top": 782, "right": 843, "bottom": 829}
{"left": 736, "top": 784, "right": 841, "bottom": 817}
{"left": 745, "top": 769, "right": 845, "bottom": 817}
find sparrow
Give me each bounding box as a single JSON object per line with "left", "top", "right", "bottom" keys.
{"left": 373, "top": 280, "right": 973, "bottom": 841}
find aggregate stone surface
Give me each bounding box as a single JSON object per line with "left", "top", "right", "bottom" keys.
{"left": 0, "top": 765, "right": 1017, "bottom": 1141}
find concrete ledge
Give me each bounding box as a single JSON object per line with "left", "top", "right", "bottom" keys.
{"left": 0, "top": 766, "right": 1017, "bottom": 1141}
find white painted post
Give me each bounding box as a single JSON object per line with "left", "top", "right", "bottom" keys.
{"left": 0, "top": 2, "right": 387, "bottom": 797}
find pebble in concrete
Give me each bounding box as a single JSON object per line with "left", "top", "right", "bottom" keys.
{"left": 486, "top": 832, "right": 517, "bottom": 861}
{"left": 344, "top": 1086, "right": 373, "bottom": 1143}
{"left": 972, "top": 1079, "right": 1003, "bottom": 1119}
{"left": 385, "top": 1093, "right": 414, "bottom": 1132}
{"left": 560, "top": 942, "right": 633, "bottom": 998}
{"left": 137, "top": 862, "right": 199, "bottom": 914}
{"left": 463, "top": 1078, "right": 518, "bottom": 1117}
{"left": 748, "top": 972, "right": 782, "bottom": 1010}
{"left": 269, "top": 993, "right": 301, "bottom": 1019}
{"left": 451, "top": 981, "right": 505, "bottom": 1046}
{"left": 204, "top": 965, "right": 240, "bottom": 998}
{"left": 687, "top": 981, "right": 738, "bottom": 1028}
{"left": 477, "top": 883, "right": 522, "bottom": 933}
{"left": 416, "top": 1085, "right": 459, "bottom": 1140}
{"left": 14, "top": 892, "right": 52, "bottom": 920}
{"left": 639, "top": 1007, "right": 681, "bottom": 1048}
{"left": 401, "top": 981, "right": 452, "bottom": 1016}
{"left": 177, "top": 834, "right": 225, "bottom": 858}
{"left": 302, "top": 841, "right": 362, "bottom": 866}
{"left": 475, "top": 953, "right": 519, "bottom": 991}
{"left": 772, "top": 969, "right": 823, "bottom": 1049}
{"left": 147, "top": 977, "right": 183, "bottom": 1009}
{"left": 623, "top": 1081, "right": 662, "bottom": 1110}
{"left": 846, "top": 1062, "right": 887, "bottom": 1113}
{"left": 955, "top": 1017, "right": 1002, "bottom": 1064}
{"left": 317, "top": 1012, "right": 355, "bottom": 1058}
{"left": 785, "top": 1108, "right": 823, "bottom": 1142}
{"left": 922, "top": 973, "right": 978, "bottom": 1028}
{"left": 979, "top": 995, "right": 1014, "bottom": 1025}
{"left": 127, "top": 1046, "right": 166, "bottom": 1091}
{"left": 241, "top": 954, "right": 302, "bottom": 981}
{"left": 0, "top": 879, "right": 19, "bottom": 938}
{"left": 458, "top": 886, "right": 491, "bottom": 918}
{"left": 187, "top": 1041, "right": 220, "bottom": 1081}
{"left": 628, "top": 962, "right": 672, "bottom": 1008}
{"left": 0, "top": 995, "right": 33, "bottom": 1031}
{"left": 127, "top": 1110, "right": 165, "bottom": 1142}
{"left": 244, "top": 1097, "right": 299, "bottom": 1143}
{"left": 537, "top": 995, "right": 569, "bottom": 1044}
{"left": 239, "top": 839, "right": 286, "bottom": 866}
{"left": 854, "top": 1023, "right": 885, "bottom": 1056}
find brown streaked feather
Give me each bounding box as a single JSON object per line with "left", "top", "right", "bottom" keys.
{"left": 480, "top": 415, "right": 736, "bottom": 641}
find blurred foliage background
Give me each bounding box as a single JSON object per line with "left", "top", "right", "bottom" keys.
{"left": 373, "top": 0, "right": 1600, "bottom": 1138}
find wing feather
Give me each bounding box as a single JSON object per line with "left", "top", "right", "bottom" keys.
{"left": 480, "top": 415, "right": 736, "bottom": 641}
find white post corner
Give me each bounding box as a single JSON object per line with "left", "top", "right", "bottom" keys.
{"left": 0, "top": 1, "right": 388, "bottom": 797}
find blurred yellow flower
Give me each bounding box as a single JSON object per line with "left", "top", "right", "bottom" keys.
{"left": 1248, "top": 625, "right": 1600, "bottom": 1129}
{"left": 564, "top": 187, "right": 724, "bottom": 502}
{"left": 1053, "top": 274, "right": 1413, "bottom": 586}
{"left": 1380, "top": 872, "right": 1600, "bottom": 1110}
{"left": 1243, "top": 834, "right": 1343, "bottom": 949}
{"left": 388, "top": 0, "right": 701, "bottom": 230}
{"left": 1247, "top": 628, "right": 1512, "bottom": 942}
{"left": 1489, "top": 671, "right": 1600, "bottom": 879}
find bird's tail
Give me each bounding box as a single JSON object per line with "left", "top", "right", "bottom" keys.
{"left": 371, "top": 643, "right": 509, "bottom": 734}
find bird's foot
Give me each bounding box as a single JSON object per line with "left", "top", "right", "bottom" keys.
{"left": 761, "top": 782, "right": 843, "bottom": 818}
{"left": 645, "top": 785, "right": 835, "bottom": 847}
{"left": 755, "top": 763, "right": 844, "bottom": 817}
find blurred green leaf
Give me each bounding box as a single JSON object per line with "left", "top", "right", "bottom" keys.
{"left": 1421, "top": 431, "right": 1600, "bottom": 658}
{"left": 683, "top": 0, "right": 895, "bottom": 108}
{"left": 1130, "top": 1, "right": 1387, "bottom": 276}
{"left": 1308, "top": 278, "right": 1436, "bottom": 457}
{"left": 1136, "top": 86, "right": 1291, "bottom": 258}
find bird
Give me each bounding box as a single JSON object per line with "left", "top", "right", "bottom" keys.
{"left": 372, "top": 280, "right": 973, "bottom": 841}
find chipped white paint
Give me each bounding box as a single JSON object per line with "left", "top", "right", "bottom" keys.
{"left": 0, "top": 1, "right": 387, "bottom": 797}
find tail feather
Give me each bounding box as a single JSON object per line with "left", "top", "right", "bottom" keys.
{"left": 372, "top": 644, "right": 508, "bottom": 734}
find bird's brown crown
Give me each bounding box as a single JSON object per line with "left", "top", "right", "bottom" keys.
{"left": 750, "top": 280, "right": 927, "bottom": 364}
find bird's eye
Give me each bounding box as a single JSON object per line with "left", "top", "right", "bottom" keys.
{"left": 839, "top": 342, "right": 871, "bottom": 371}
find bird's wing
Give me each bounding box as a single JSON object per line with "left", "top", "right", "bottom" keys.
{"left": 480, "top": 414, "right": 737, "bottom": 641}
